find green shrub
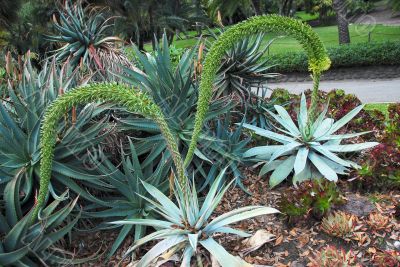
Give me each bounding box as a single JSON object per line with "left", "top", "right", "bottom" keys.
{"left": 270, "top": 42, "right": 400, "bottom": 73}
{"left": 355, "top": 103, "right": 400, "bottom": 190}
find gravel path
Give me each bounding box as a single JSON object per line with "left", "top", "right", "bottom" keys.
{"left": 266, "top": 78, "right": 400, "bottom": 103}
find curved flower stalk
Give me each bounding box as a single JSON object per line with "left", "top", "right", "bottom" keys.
{"left": 185, "top": 14, "right": 331, "bottom": 167}
{"left": 32, "top": 83, "right": 186, "bottom": 222}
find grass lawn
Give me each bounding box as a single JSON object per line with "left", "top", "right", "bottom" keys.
{"left": 154, "top": 24, "right": 400, "bottom": 54}
{"left": 295, "top": 11, "right": 319, "bottom": 21}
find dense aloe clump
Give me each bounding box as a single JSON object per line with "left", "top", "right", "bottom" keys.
{"left": 119, "top": 34, "right": 234, "bottom": 179}
{"left": 0, "top": 56, "right": 115, "bottom": 205}
{"left": 0, "top": 177, "right": 81, "bottom": 266}
{"left": 185, "top": 14, "right": 331, "bottom": 167}
{"left": 31, "top": 14, "right": 345, "bottom": 265}
{"left": 85, "top": 140, "right": 173, "bottom": 257}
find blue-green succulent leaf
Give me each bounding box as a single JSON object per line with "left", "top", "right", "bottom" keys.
{"left": 308, "top": 151, "right": 338, "bottom": 182}
{"left": 294, "top": 147, "right": 309, "bottom": 175}
{"left": 269, "top": 155, "right": 296, "bottom": 187}
{"left": 200, "top": 238, "right": 252, "bottom": 267}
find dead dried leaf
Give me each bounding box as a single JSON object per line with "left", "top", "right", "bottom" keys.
{"left": 275, "top": 235, "right": 283, "bottom": 246}
{"left": 240, "top": 230, "right": 276, "bottom": 256}
{"left": 297, "top": 234, "right": 310, "bottom": 248}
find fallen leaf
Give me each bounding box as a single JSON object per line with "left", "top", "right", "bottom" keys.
{"left": 299, "top": 250, "right": 310, "bottom": 257}
{"left": 297, "top": 234, "right": 310, "bottom": 248}
{"left": 289, "top": 229, "right": 297, "bottom": 237}
{"left": 275, "top": 235, "right": 283, "bottom": 246}
{"left": 240, "top": 230, "right": 276, "bottom": 256}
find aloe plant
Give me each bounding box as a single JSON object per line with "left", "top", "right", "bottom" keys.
{"left": 111, "top": 168, "right": 279, "bottom": 266}
{"left": 84, "top": 139, "right": 172, "bottom": 257}
{"left": 204, "top": 28, "right": 278, "bottom": 100}
{"left": 246, "top": 87, "right": 279, "bottom": 129}
{"left": 0, "top": 56, "right": 110, "bottom": 199}
{"left": 118, "top": 34, "right": 233, "bottom": 175}
{"left": 47, "top": 0, "right": 129, "bottom": 74}
{"left": 0, "top": 174, "right": 83, "bottom": 266}
{"left": 200, "top": 115, "right": 251, "bottom": 191}
{"left": 242, "top": 93, "right": 379, "bottom": 187}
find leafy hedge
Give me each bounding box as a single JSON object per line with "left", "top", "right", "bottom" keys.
{"left": 270, "top": 42, "right": 400, "bottom": 73}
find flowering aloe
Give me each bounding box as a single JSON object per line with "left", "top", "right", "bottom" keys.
{"left": 111, "top": 168, "right": 278, "bottom": 266}
{"left": 243, "top": 93, "right": 379, "bottom": 187}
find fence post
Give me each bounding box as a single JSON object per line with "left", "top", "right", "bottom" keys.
{"left": 368, "top": 31, "right": 372, "bottom": 43}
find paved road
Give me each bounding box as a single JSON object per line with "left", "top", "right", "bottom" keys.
{"left": 267, "top": 78, "right": 400, "bottom": 103}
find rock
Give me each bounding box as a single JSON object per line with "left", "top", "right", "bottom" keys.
{"left": 290, "top": 261, "right": 306, "bottom": 267}
{"left": 339, "top": 194, "right": 376, "bottom": 217}
{"left": 394, "top": 241, "right": 400, "bottom": 251}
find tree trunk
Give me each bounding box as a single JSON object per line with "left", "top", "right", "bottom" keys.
{"left": 148, "top": 5, "right": 158, "bottom": 50}
{"left": 333, "top": 0, "right": 351, "bottom": 44}
{"left": 280, "top": 0, "right": 294, "bottom": 16}
{"left": 138, "top": 35, "right": 145, "bottom": 51}
{"left": 251, "top": 0, "right": 262, "bottom": 15}
{"left": 193, "top": 0, "right": 202, "bottom": 35}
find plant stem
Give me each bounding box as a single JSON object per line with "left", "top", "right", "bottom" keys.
{"left": 196, "top": 254, "right": 203, "bottom": 267}
{"left": 309, "top": 71, "right": 321, "bottom": 124}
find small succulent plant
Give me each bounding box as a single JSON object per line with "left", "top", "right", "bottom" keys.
{"left": 279, "top": 179, "right": 345, "bottom": 221}
{"left": 372, "top": 250, "right": 400, "bottom": 267}
{"left": 321, "top": 211, "right": 358, "bottom": 241}
{"left": 308, "top": 245, "right": 361, "bottom": 267}
{"left": 243, "top": 93, "right": 379, "bottom": 187}
{"left": 367, "top": 213, "right": 391, "bottom": 231}
{"left": 355, "top": 103, "right": 400, "bottom": 191}
{"left": 111, "top": 168, "right": 279, "bottom": 266}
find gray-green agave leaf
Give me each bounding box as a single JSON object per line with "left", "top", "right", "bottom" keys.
{"left": 243, "top": 93, "right": 379, "bottom": 187}
{"left": 110, "top": 168, "right": 278, "bottom": 266}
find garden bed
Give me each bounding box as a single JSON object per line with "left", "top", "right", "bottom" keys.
{"left": 61, "top": 89, "right": 400, "bottom": 267}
